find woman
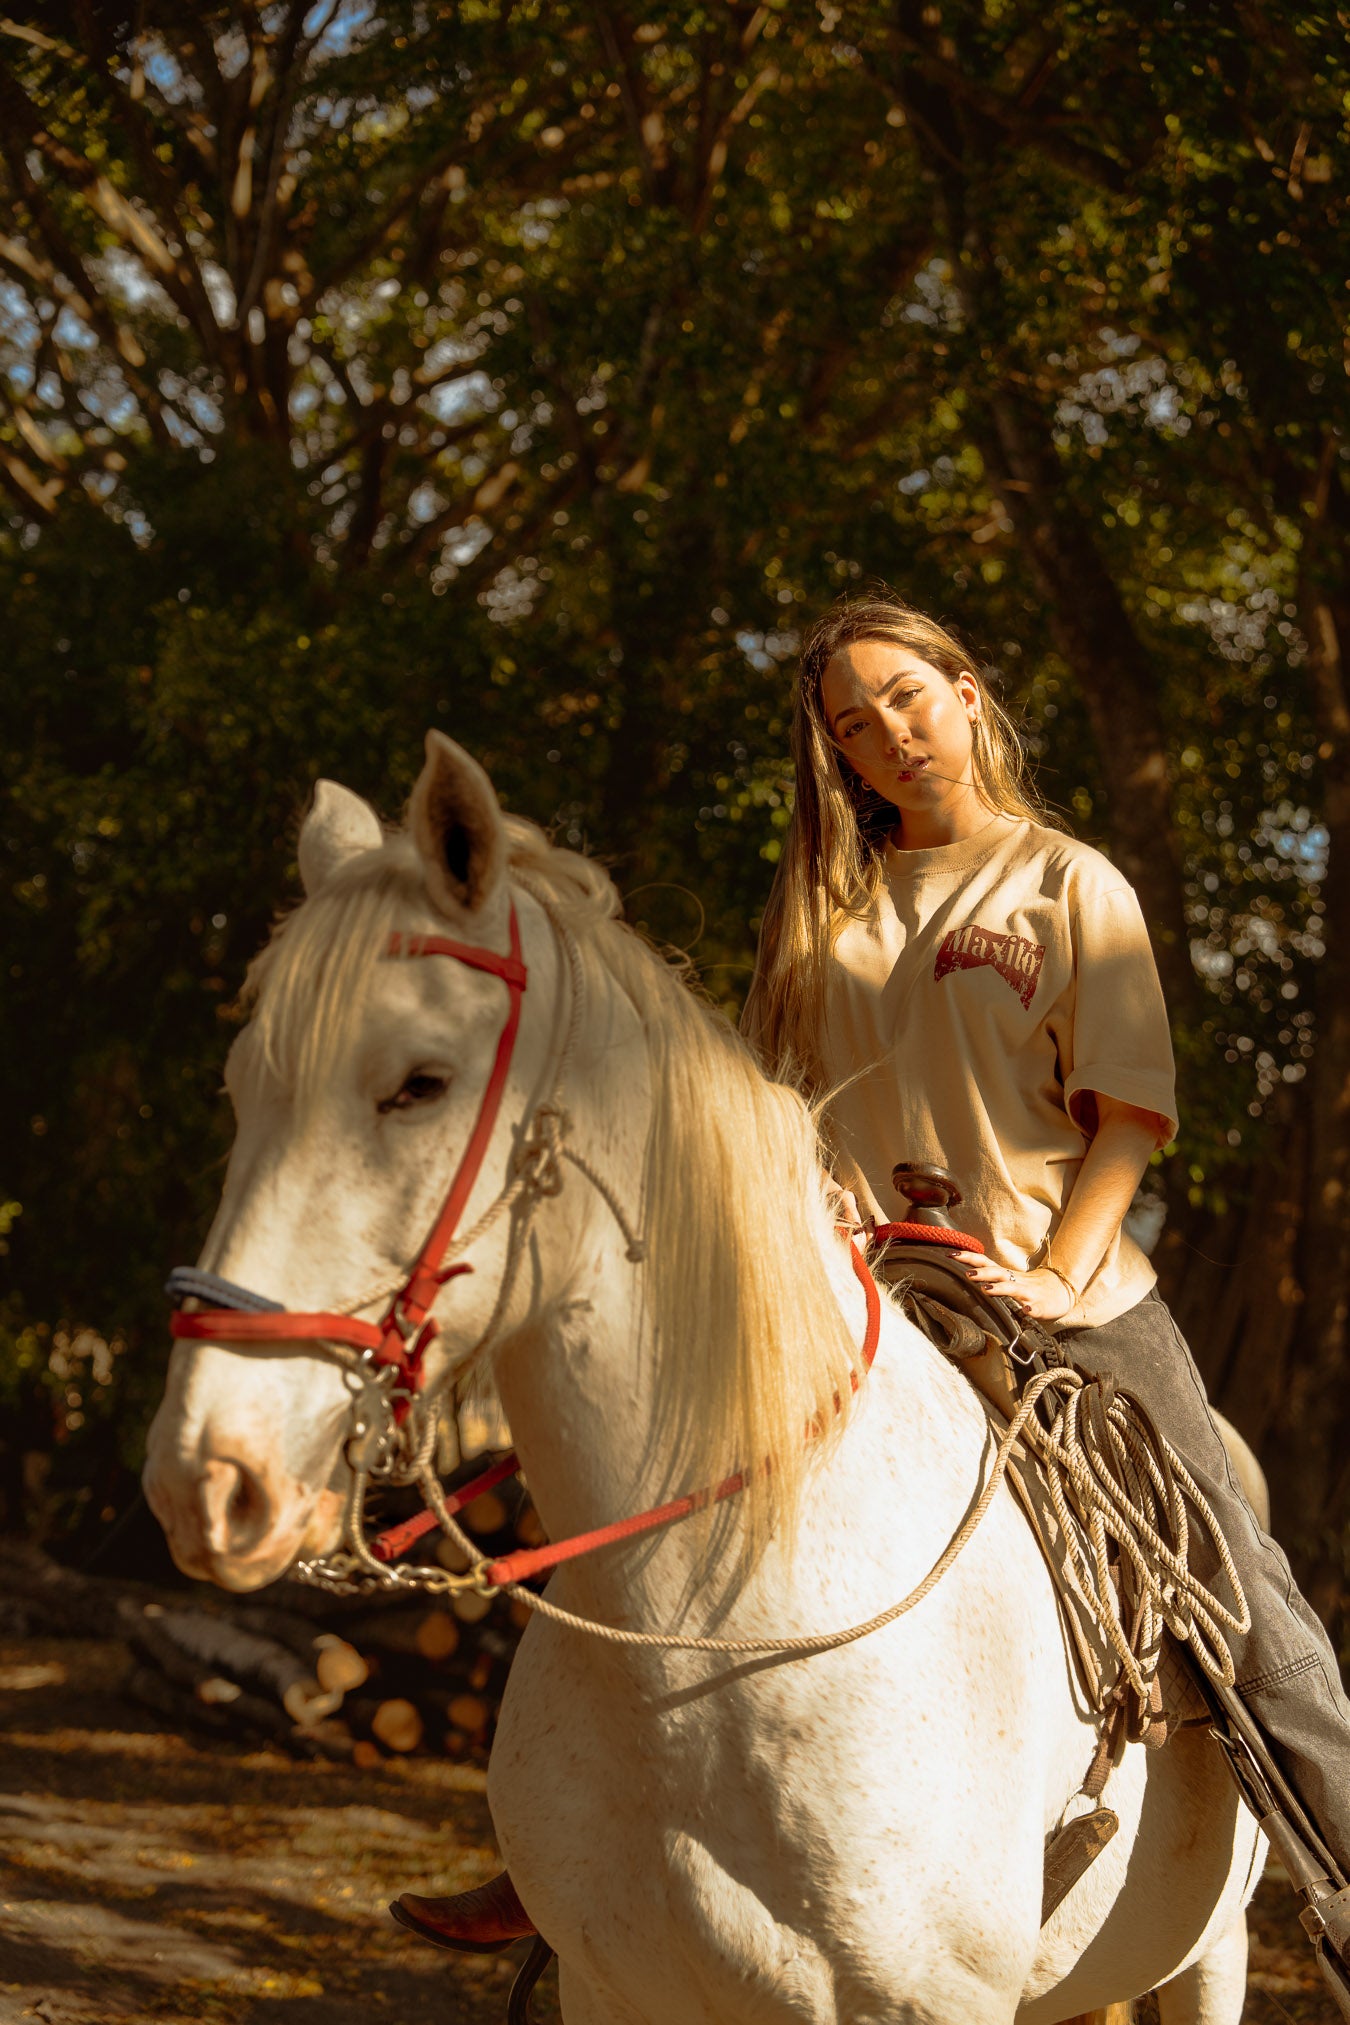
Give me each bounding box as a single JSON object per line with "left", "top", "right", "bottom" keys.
{"left": 393, "top": 589, "right": 1350, "bottom": 1959}
{"left": 740, "top": 588, "right": 1350, "bottom": 1900}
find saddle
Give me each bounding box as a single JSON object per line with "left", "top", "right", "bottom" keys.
{"left": 868, "top": 1164, "right": 1210, "bottom": 1923}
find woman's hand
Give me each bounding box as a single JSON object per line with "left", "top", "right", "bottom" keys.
{"left": 950, "top": 1250, "right": 1078, "bottom": 1323}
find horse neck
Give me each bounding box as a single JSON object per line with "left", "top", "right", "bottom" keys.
{"left": 486, "top": 920, "right": 885, "bottom": 1611}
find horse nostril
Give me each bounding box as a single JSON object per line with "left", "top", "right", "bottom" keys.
{"left": 200, "top": 1456, "right": 273, "bottom": 1558}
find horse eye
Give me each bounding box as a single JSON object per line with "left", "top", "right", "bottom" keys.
{"left": 378, "top": 1072, "right": 450, "bottom": 1115}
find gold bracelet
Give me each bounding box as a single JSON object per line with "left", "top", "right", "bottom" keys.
{"left": 1041, "top": 1260, "right": 1082, "bottom": 1306}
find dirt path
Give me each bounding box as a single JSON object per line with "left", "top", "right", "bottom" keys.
{"left": 0, "top": 1634, "right": 1339, "bottom": 2023}
{"left": 0, "top": 1638, "right": 559, "bottom": 2025}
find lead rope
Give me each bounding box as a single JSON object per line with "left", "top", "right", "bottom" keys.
{"left": 485, "top": 1377, "right": 1050, "bottom": 1657}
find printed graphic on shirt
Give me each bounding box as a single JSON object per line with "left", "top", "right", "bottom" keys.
{"left": 934, "top": 924, "right": 1045, "bottom": 1009}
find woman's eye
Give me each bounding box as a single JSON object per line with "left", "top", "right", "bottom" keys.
{"left": 378, "top": 1072, "right": 450, "bottom": 1114}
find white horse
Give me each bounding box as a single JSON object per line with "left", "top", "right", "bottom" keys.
{"left": 144, "top": 734, "right": 1264, "bottom": 2025}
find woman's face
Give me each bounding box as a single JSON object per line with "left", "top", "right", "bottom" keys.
{"left": 821, "top": 640, "right": 980, "bottom": 825}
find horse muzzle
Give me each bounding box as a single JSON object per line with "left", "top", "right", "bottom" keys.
{"left": 143, "top": 1437, "right": 343, "bottom": 1592}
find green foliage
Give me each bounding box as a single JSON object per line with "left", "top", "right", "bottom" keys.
{"left": 2, "top": 0, "right": 1348, "bottom": 1541}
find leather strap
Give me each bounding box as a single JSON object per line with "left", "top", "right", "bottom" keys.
{"left": 370, "top": 1449, "right": 523, "bottom": 1562}
{"left": 390, "top": 904, "right": 526, "bottom": 1331}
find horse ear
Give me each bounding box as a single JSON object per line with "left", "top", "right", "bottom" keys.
{"left": 298, "top": 780, "right": 383, "bottom": 895}
{"left": 410, "top": 730, "right": 508, "bottom": 918}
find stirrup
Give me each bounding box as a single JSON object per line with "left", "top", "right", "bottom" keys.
{"left": 507, "top": 1937, "right": 556, "bottom": 2024}
{"left": 1205, "top": 1681, "right": 1350, "bottom": 2012}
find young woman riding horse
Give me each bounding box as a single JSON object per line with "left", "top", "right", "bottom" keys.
{"left": 395, "top": 589, "right": 1350, "bottom": 1974}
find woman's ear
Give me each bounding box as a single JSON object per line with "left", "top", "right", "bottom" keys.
{"left": 298, "top": 781, "right": 383, "bottom": 894}
{"left": 955, "top": 670, "right": 982, "bottom": 722}
{"left": 409, "top": 729, "right": 508, "bottom": 920}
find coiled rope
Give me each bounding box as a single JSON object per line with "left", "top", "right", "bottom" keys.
{"left": 463, "top": 1364, "right": 1248, "bottom": 1728}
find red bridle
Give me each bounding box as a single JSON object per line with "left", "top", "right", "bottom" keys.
{"left": 167, "top": 891, "right": 885, "bottom": 1592}
{"left": 169, "top": 901, "right": 529, "bottom": 1405}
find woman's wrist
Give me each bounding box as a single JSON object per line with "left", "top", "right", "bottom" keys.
{"left": 1040, "top": 1238, "right": 1087, "bottom": 1305}
{"left": 1040, "top": 1262, "right": 1081, "bottom": 1307}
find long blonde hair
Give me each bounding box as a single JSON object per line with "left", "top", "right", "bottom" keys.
{"left": 742, "top": 590, "right": 1059, "bottom": 1084}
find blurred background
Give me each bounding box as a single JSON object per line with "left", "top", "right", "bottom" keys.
{"left": 1, "top": 0, "right": 1348, "bottom": 1650}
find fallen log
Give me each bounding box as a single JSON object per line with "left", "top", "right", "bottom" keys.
{"left": 228, "top": 1604, "right": 370, "bottom": 1695}
{"left": 6, "top": 1542, "right": 146, "bottom": 1638}
{"left": 314, "top": 1633, "right": 369, "bottom": 1694}
{"left": 125, "top": 1661, "right": 353, "bottom": 1759}
{"left": 121, "top": 1600, "right": 341, "bottom": 1726}
{"left": 370, "top": 1697, "right": 424, "bottom": 1754}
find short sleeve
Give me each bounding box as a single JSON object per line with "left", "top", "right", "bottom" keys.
{"left": 1061, "top": 882, "right": 1178, "bottom": 1147}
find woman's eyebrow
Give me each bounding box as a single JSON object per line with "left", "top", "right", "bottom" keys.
{"left": 827, "top": 671, "right": 914, "bottom": 731}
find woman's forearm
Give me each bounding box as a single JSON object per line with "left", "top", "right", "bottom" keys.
{"left": 956, "top": 1093, "right": 1165, "bottom": 1321}
{"left": 1048, "top": 1101, "right": 1159, "bottom": 1295}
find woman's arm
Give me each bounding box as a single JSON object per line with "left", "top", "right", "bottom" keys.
{"left": 956, "top": 1092, "right": 1162, "bottom": 1323}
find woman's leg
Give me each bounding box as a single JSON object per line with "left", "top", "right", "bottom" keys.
{"left": 1059, "top": 1287, "right": 1350, "bottom": 1877}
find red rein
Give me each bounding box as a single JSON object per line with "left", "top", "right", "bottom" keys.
{"left": 372, "top": 1237, "right": 883, "bottom": 1586}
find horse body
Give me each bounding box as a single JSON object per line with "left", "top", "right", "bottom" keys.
{"left": 489, "top": 1259, "right": 1258, "bottom": 2025}
{"left": 144, "top": 736, "right": 1262, "bottom": 2023}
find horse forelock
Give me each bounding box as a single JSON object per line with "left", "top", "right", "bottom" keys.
{"left": 240, "top": 837, "right": 422, "bottom": 1107}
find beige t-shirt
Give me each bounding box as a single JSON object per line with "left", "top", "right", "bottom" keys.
{"left": 819, "top": 815, "right": 1179, "bottom": 1329}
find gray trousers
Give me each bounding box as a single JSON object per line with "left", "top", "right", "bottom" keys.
{"left": 1060, "top": 1287, "right": 1350, "bottom": 1877}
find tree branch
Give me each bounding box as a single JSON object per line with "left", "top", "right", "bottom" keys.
{"left": 875, "top": 29, "right": 1134, "bottom": 192}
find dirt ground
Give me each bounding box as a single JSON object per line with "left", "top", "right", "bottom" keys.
{"left": 0, "top": 1636, "right": 1340, "bottom": 2025}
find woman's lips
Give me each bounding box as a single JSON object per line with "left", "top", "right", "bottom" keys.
{"left": 893, "top": 756, "right": 929, "bottom": 782}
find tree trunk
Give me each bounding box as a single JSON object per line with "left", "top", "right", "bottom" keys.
{"left": 1263, "top": 550, "right": 1350, "bottom": 1627}
{"left": 1160, "top": 519, "right": 1350, "bottom": 1645}
{"left": 974, "top": 385, "right": 1198, "bottom": 1019}
{"left": 883, "top": 48, "right": 1197, "bottom": 1015}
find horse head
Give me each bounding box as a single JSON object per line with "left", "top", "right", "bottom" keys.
{"left": 143, "top": 731, "right": 596, "bottom": 1590}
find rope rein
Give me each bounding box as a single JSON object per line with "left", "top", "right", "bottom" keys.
{"left": 465, "top": 1365, "right": 1247, "bottom": 1711}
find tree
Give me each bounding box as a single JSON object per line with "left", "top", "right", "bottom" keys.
{"left": 4, "top": 0, "right": 1350, "bottom": 1642}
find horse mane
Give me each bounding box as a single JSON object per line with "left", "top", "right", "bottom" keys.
{"left": 241, "top": 811, "right": 862, "bottom": 1561}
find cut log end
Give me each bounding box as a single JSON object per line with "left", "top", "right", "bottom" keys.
{"left": 371, "top": 1697, "right": 424, "bottom": 1754}
{"left": 314, "top": 1634, "right": 369, "bottom": 1695}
